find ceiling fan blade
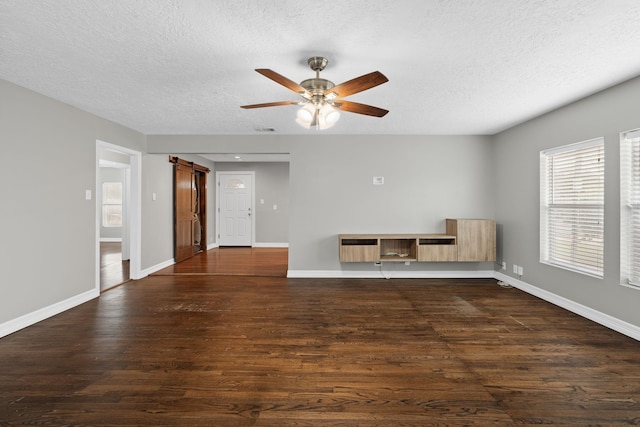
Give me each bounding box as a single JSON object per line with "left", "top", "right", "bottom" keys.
{"left": 241, "top": 101, "right": 300, "bottom": 109}
{"left": 334, "top": 100, "right": 389, "bottom": 117}
{"left": 325, "top": 71, "right": 388, "bottom": 98}
{"left": 256, "top": 69, "right": 309, "bottom": 95}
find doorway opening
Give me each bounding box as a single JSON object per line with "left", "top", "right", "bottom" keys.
{"left": 96, "top": 140, "right": 142, "bottom": 292}
{"left": 166, "top": 154, "right": 290, "bottom": 276}
{"left": 99, "top": 163, "right": 129, "bottom": 290}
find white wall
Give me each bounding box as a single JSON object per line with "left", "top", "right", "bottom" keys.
{"left": 493, "top": 75, "right": 640, "bottom": 326}
{"left": 0, "top": 79, "right": 145, "bottom": 328}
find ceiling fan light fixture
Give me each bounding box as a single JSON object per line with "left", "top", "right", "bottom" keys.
{"left": 321, "top": 103, "right": 340, "bottom": 126}
{"left": 296, "top": 103, "right": 340, "bottom": 130}
{"left": 242, "top": 57, "right": 388, "bottom": 130}
{"left": 296, "top": 103, "right": 315, "bottom": 127}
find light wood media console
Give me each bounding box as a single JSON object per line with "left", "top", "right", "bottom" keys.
{"left": 339, "top": 219, "right": 495, "bottom": 263}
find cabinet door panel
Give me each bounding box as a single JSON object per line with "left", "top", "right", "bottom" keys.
{"left": 447, "top": 219, "right": 496, "bottom": 262}
{"left": 418, "top": 245, "right": 457, "bottom": 262}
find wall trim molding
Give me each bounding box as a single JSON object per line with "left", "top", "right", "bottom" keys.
{"left": 287, "top": 269, "right": 495, "bottom": 279}
{"left": 254, "top": 243, "right": 289, "bottom": 248}
{"left": 207, "top": 243, "right": 219, "bottom": 251}
{"left": 494, "top": 272, "right": 640, "bottom": 341}
{"left": 0, "top": 289, "right": 99, "bottom": 339}
{"left": 100, "top": 237, "right": 122, "bottom": 242}
{"left": 139, "top": 258, "right": 175, "bottom": 278}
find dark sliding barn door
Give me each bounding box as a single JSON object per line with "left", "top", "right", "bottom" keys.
{"left": 170, "top": 156, "right": 209, "bottom": 263}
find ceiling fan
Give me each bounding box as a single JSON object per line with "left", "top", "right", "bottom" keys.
{"left": 241, "top": 56, "right": 389, "bottom": 130}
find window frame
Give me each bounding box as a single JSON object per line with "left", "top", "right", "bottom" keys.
{"left": 621, "top": 129, "right": 640, "bottom": 289}
{"left": 102, "top": 181, "right": 123, "bottom": 228}
{"left": 540, "top": 137, "right": 605, "bottom": 278}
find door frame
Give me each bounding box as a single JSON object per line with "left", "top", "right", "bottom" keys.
{"left": 216, "top": 171, "right": 255, "bottom": 246}
{"left": 95, "top": 140, "right": 143, "bottom": 291}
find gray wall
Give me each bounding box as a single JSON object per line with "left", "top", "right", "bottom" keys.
{"left": 147, "top": 134, "right": 495, "bottom": 272}
{"left": 493, "top": 75, "right": 640, "bottom": 326}
{"left": 214, "top": 162, "right": 290, "bottom": 244}
{"left": 140, "top": 153, "right": 217, "bottom": 270}
{"left": 141, "top": 154, "right": 174, "bottom": 270}
{"left": 0, "top": 79, "right": 145, "bottom": 325}
{"left": 3, "top": 72, "right": 640, "bottom": 335}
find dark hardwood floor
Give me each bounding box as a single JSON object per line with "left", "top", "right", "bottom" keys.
{"left": 153, "top": 247, "right": 288, "bottom": 277}
{"left": 2, "top": 258, "right": 640, "bottom": 424}
{"left": 100, "top": 241, "right": 130, "bottom": 291}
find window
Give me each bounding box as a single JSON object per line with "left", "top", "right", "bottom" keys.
{"left": 540, "top": 138, "right": 605, "bottom": 277}
{"left": 621, "top": 129, "right": 640, "bottom": 288}
{"left": 102, "top": 182, "right": 122, "bottom": 227}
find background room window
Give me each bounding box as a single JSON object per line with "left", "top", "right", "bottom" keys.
{"left": 540, "top": 137, "right": 605, "bottom": 277}
{"left": 621, "top": 129, "right": 640, "bottom": 288}
{"left": 102, "top": 182, "right": 122, "bottom": 227}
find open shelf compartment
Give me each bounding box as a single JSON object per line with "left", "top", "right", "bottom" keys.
{"left": 380, "top": 238, "right": 417, "bottom": 262}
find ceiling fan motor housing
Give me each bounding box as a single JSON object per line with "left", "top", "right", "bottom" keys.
{"left": 300, "top": 78, "right": 334, "bottom": 92}
{"left": 302, "top": 56, "right": 336, "bottom": 104}
{"left": 300, "top": 78, "right": 335, "bottom": 104}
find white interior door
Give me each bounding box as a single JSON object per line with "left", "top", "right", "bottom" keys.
{"left": 218, "top": 172, "right": 254, "bottom": 246}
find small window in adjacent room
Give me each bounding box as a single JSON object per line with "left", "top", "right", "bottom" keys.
{"left": 540, "top": 137, "right": 605, "bottom": 278}
{"left": 621, "top": 129, "right": 640, "bottom": 288}
{"left": 102, "top": 182, "right": 122, "bottom": 227}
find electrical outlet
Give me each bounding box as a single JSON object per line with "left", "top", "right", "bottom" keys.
{"left": 501, "top": 261, "right": 506, "bottom": 270}
{"left": 513, "top": 264, "right": 518, "bottom": 274}
{"left": 517, "top": 265, "right": 524, "bottom": 276}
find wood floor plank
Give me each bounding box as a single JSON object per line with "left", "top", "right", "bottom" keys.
{"left": 100, "top": 242, "right": 130, "bottom": 290}
{"left": 153, "top": 247, "right": 288, "bottom": 277}
{"left": 2, "top": 275, "right": 640, "bottom": 425}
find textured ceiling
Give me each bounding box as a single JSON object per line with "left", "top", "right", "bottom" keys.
{"left": 2, "top": 0, "right": 640, "bottom": 135}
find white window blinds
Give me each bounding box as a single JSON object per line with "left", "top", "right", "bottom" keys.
{"left": 621, "top": 129, "right": 640, "bottom": 287}
{"left": 540, "top": 138, "right": 605, "bottom": 277}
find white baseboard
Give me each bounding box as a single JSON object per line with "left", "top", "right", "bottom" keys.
{"left": 287, "top": 269, "right": 495, "bottom": 279}
{"left": 494, "top": 272, "right": 640, "bottom": 341}
{"left": 206, "top": 243, "right": 288, "bottom": 249}
{"left": 253, "top": 243, "right": 289, "bottom": 248}
{"left": 139, "top": 258, "right": 175, "bottom": 278}
{"left": 0, "top": 288, "right": 99, "bottom": 339}
{"left": 99, "top": 237, "right": 122, "bottom": 242}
